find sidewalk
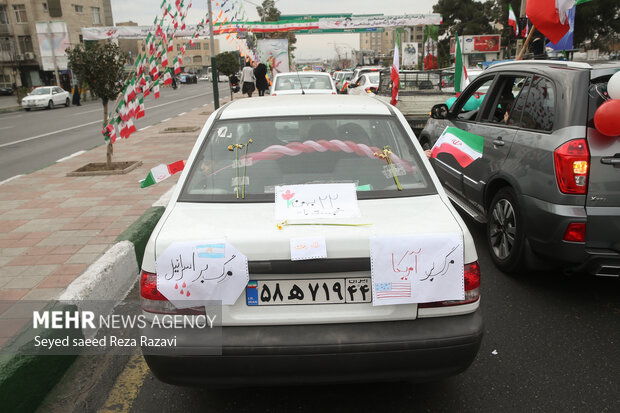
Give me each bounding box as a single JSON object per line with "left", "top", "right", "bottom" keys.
{"left": 0, "top": 97, "right": 231, "bottom": 410}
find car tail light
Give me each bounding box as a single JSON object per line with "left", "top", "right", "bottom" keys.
{"left": 272, "top": 92, "right": 277, "bottom": 96}
{"left": 140, "top": 270, "right": 203, "bottom": 314}
{"left": 365, "top": 88, "right": 373, "bottom": 94}
{"left": 419, "top": 261, "right": 481, "bottom": 308}
{"left": 554, "top": 139, "right": 589, "bottom": 194}
{"left": 563, "top": 222, "right": 586, "bottom": 242}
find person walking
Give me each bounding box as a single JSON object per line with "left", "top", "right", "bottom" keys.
{"left": 240, "top": 61, "right": 256, "bottom": 97}
{"left": 72, "top": 83, "right": 81, "bottom": 106}
{"left": 254, "top": 63, "right": 269, "bottom": 96}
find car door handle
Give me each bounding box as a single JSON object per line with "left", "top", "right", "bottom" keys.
{"left": 492, "top": 137, "right": 505, "bottom": 147}
{"left": 601, "top": 156, "right": 620, "bottom": 166}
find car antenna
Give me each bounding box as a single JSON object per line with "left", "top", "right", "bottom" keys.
{"left": 295, "top": 69, "right": 305, "bottom": 95}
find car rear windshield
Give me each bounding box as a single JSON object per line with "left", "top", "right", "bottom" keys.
{"left": 180, "top": 115, "right": 436, "bottom": 202}
{"left": 274, "top": 75, "right": 332, "bottom": 91}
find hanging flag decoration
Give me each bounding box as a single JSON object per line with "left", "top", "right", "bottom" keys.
{"left": 140, "top": 161, "right": 185, "bottom": 188}
{"left": 508, "top": 4, "right": 518, "bottom": 36}
{"left": 390, "top": 36, "right": 400, "bottom": 106}
{"left": 454, "top": 33, "right": 469, "bottom": 94}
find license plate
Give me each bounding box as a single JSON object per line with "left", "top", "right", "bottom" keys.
{"left": 246, "top": 277, "right": 372, "bottom": 306}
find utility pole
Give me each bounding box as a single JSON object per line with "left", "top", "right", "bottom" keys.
{"left": 207, "top": 0, "right": 219, "bottom": 109}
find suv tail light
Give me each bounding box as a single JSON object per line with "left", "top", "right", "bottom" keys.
{"left": 140, "top": 270, "right": 203, "bottom": 314}
{"left": 419, "top": 261, "right": 481, "bottom": 308}
{"left": 554, "top": 139, "right": 589, "bottom": 194}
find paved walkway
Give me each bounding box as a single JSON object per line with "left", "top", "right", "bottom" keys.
{"left": 0, "top": 98, "right": 230, "bottom": 347}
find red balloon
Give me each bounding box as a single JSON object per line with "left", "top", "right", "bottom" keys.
{"left": 594, "top": 99, "right": 620, "bottom": 137}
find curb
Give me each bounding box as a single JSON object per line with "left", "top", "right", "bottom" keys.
{"left": 0, "top": 206, "right": 166, "bottom": 413}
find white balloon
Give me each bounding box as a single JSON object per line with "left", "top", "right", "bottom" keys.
{"left": 608, "top": 71, "right": 620, "bottom": 100}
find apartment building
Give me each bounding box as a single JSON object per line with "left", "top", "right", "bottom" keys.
{"left": 359, "top": 26, "right": 426, "bottom": 66}
{"left": 0, "top": 0, "right": 113, "bottom": 89}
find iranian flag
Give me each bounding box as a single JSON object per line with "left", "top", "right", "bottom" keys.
{"left": 431, "top": 127, "right": 484, "bottom": 168}
{"left": 454, "top": 33, "right": 469, "bottom": 94}
{"left": 153, "top": 82, "right": 160, "bottom": 99}
{"left": 136, "top": 98, "right": 145, "bottom": 119}
{"left": 508, "top": 4, "right": 518, "bottom": 36}
{"left": 525, "top": 0, "right": 592, "bottom": 44}
{"left": 140, "top": 161, "right": 185, "bottom": 188}
{"left": 163, "top": 70, "right": 173, "bottom": 85}
{"left": 173, "top": 57, "right": 181, "bottom": 75}
{"left": 390, "top": 38, "right": 399, "bottom": 106}
{"left": 161, "top": 52, "right": 169, "bottom": 67}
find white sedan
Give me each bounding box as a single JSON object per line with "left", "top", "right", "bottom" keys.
{"left": 21, "top": 86, "right": 71, "bottom": 110}
{"left": 139, "top": 95, "right": 483, "bottom": 386}
{"left": 347, "top": 73, "right": 380, "bottom": 96}
{"left": 270, "top": 71, "right": 337, "bottom": 95}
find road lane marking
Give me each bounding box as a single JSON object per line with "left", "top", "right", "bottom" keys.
{"left": 138, "top": 125, "right": 152, "bottom": 131}
{"left": 0, "top": 114, "right": 23, "bottom": 120}
{"left": 65, "top": 108, "right": 102, "bottom": 116}
{"left": 0, "top": 125, "right": 14, "bottom": 130}
{"left": 0, "top": 92, "right": 213, "bottom": 149}
{"left": 0, "top": 174, "right": 23, "bottom": 185}
{"left": 0, "top": 119, "right": 101, "bottom": 149}
{"left": 161, "top": 118, "right": 171, "bottom": 122}
{"left": 178, "top": 112, "right": 186, "bottom": 116}
{"left": 98, "top": 354, "right": 150, "bottom": 413}
{"left": 56, "top": 150, "right": 86, "bottom": 162}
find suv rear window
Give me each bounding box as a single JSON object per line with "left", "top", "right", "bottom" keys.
{"left": 180, "top": 116, "right": 435, "bottom": 202}
{"left": 517, "top": 75, "right": 555, "bottom": 131}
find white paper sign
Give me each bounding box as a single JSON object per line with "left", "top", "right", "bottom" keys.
{"left": 155, "top": 241, "right": 248, "bottom": 307}
{"left": 370, "top": 233, "right": 464, "bottom": 306}
{"left": 290, "top": 237, "right": 327, "bottom": 261}
{"left": 274, "top": 183, "right": 361, "bottom": 220}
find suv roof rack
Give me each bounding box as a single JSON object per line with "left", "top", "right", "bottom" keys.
{"left": 489, "top": 60, "right": 592, "bottom": 70}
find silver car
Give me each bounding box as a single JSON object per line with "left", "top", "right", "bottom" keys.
{"left": 420, "top": 60, "right": 620, "bottom": 276}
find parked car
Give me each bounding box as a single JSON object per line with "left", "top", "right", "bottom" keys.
{"left": 420, "top": 60, "right": 620, "bottom": 276}
{"left": 0, "top": 85, "right": 13, "bottom": 96}
{"left": 270, "top": 71, "right": 337, "bottom": 95}
{"left": 347, "top": 73, "right": 380, "bottom": 96}
{"left": 21, "top": 86, "right": 70, "bottom": 110}
{"left": 140, "top": 95, "right": 483, "bottom": 386}
{"left": 179, "top": 73, "right": 198, "bottom": 84}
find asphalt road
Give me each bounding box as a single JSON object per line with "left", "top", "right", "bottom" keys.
{"left": 0, "top": 81, "right": 230, "bottom": 182}
{"left": 37, "top": 213, "right": 620, "bottom": 413}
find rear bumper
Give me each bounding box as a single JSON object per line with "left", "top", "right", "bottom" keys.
{"left": 522, "top": 196, "right": 620, "bottom": 275}
{"left": 143, "top": 309, "right": 483, "bottom": 386}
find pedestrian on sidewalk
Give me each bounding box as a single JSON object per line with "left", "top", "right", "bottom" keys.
{"left": 72, "top": 84, "right": 81, "bottom": 106}
{"left": 254, "top": 63, "right": 269, "bottom": 96}
{"left": 240, "top": 61, "right": 256, "bottom": 98}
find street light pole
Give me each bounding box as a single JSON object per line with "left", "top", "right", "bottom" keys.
{"left": 207, "top": 0, "right": 219, "bottom": 109}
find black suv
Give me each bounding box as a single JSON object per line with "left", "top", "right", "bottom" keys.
{"left": 420, "top": 61, "right": 620, "bottom": 276}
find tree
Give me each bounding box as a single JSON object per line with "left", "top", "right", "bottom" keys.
{"left": 256, "top": 0, "right": 297, "bottom": 58}
{"left": 67, "top": 42, "right": 126, "bottom": 167}
{"left": 215, "top": 51, "right": 240, "bottom": 76}
{"left": 433, "top": 0, "right": 497, "bottom": 66}
{"left": 574, "top": 0, "right": 620, "bottom": 51}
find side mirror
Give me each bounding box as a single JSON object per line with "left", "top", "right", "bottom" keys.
{"left": 430, "top": 103, "right": 449, "bottom": 120}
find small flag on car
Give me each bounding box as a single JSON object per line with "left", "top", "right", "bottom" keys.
{"left": 140, "top": 160, "right": 185, "bottom": 188}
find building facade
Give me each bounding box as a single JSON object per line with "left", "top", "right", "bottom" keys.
{"left": 359, "top": 26, "right": 426, "bottom": 67}
{"left": 0, "top": 0, "right": 113, "bottom": 89}
{"left": 137, "top": 37, "right": 220, "bottom": 75}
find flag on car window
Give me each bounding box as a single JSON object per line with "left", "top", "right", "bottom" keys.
{"left": 140, "top": 160, "right": 185, "bottom": 188}
{"left": 430, "top": 127, "right": 483, "bottom": 168}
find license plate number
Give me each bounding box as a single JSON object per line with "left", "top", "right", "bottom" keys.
{"left": 246, "top": 278, "right": 371, "bottom": 306}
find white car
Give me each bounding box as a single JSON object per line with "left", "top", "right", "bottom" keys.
{"left": 21, "top": 86, "right": 71, "bottom": 110}
{"left": 139, "top": 95, "right": 483, "bottom": 386}
{"left": 347, "top": 73, "right": 380, "bottom": 96}
{"left": 270, "top": 71, "right": 337, "bottom": 96}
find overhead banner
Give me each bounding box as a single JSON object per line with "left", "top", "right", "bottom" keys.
{"left": 82, "top": 14, "right": 443, "bottom": 40}
{"left": 35, "top": 21, "right": 70, "bottom": 71}
{"left": 257, "top": 38, "right": 289, "bottom": 76}
{"left": 318, "top": 14, "right": 442, "bottom": 30}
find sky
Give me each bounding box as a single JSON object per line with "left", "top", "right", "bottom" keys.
{"left": 110, "top": 0, "right": 439, "bottom": 60}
